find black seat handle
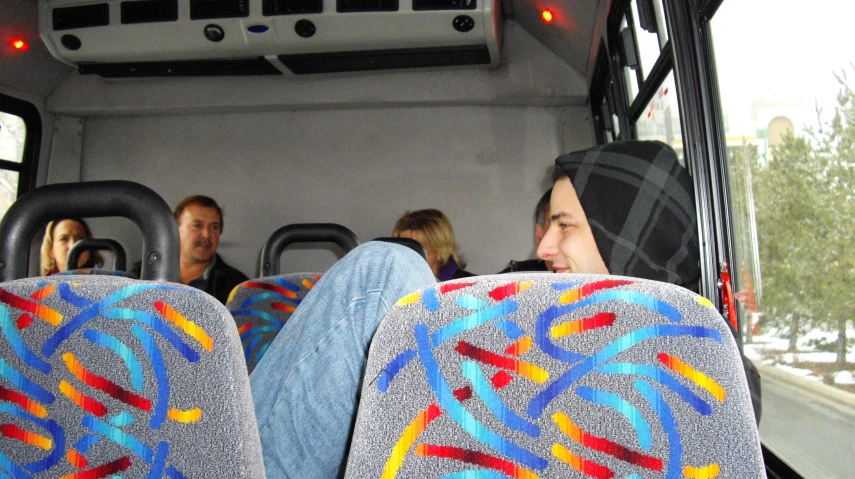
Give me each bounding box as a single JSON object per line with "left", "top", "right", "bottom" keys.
{"left": 0, "top": 180, "right": 178, "bottom": 282}
{"left": 67, "top": 238, "right": 128, "bottom": 272}
{"left": 372, "top": 237, "right": 428, "bottom": 261}
{"left": 260, "top": 223, "right": 359, "bottom": 276}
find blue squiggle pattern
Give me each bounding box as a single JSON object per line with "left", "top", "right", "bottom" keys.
{"left": 456, "top": 295, "right": 486, "bottom": 310}
{"left": 132, "top": 325, "right": 169, "bottom": 429}
{"left": 535, "top": 291, "right": 683, "bottom": 366}
{"left": 84, "top": 329, "right": 144, "bottom": 391}
{"left": 575, "top": 385, "right": 652, "bottom": 450}
{"left": 240, "top": 292, "right": 300, "bottom": 309}
{"left": 493, "top": 320, "right": 525, "bottom": 341}
{"left": 146, "top": 442, "right": 170, "bottom": 479}
{"left": 270, "top": 277, "right": 302, "bottom": 292}
{"left": 83, "top": 415, "right": 154, "bottom": 463}
{"left": 431, "top": 300, "right": 518, "bottom": 347}
{"left": 0, "top": 358, "right": 54, "bottom": 404}
{"left": 73, "top": 435, "right": 100, "bottom": 453}
{"left": 551, "top": 282, "right": 583, "bottom": 291}
{"left": 108, "top": 412, "right": 137, "bottom": 427}
{"left": 377, "top": 349, "right": 417, "bottom": 392}
{"left": 43, "top": 283, "right": 176, "bottom": 357}
{"left": 0, "top": 306, "right": 51, "bottom": 374}
{"left": 57, "top": 283, "right": 94, "bottom": 308}
{"left": 527, "top": 324, "right": 721, "bottom": 418}
{"left": 422, "top": 288, "right": 440, "bottom": 312}
{"left": 165, "top": 466, "right": 187, "bottom": 479}
{"left": 0, "top": 403, "right": 64, "bottom": 474}
{"left": 597, "top": 363, "right": 712, "bottom": 415}
{"left": 636, "top": 379, "right": 681, "bottom": 479}
{"left": 231, "top": 308, "right": 284, "bottom": 325}
{"left": 462, "top": 361, "right": 540, "bottom": 437}
{"left": 101, "top": 309, "right": 199, "bottom": 363}
{"left": 0, "top": 450, "right": 30, "bottom": 479}
{"left": 240, "top": 325, "right": 282, "bottom": 342}
{"left": 414, "top": 323, "right": 548, "bottom": 471}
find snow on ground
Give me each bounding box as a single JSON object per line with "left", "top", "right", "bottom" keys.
{"left": 775, "top": 364, "right": 822, "bottom": 381}
{"left": 835, "top": 370, "right": 855, "bottom": 385}
{"left": 745, "top": 326, "right": 854, "bottom": 385}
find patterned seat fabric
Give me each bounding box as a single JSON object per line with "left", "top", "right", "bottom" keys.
{"left": 346, "top": 274, "right": 764, "bottom": 478}
{"left": 0, "top": 275, "right": 264, "bottom": 478}
{"left": 56, "top": 269, "right": 137, "bottom": 279}
{"left": 226, "top": 273, "right": 321, "bottom": 373}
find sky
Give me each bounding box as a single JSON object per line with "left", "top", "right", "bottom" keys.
{"left": 710, "top": 0, "right": 855, "bottom": 136}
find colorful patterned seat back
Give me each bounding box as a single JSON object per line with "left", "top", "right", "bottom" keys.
{"left": 0, "top": 274, "right": 264, "bottom": 478}
{"left": 226, "top": 273, "right": 321, "bottom": 373}
{"left": 346, "top": 274, "right": 764, "bottom": 478}
{"left": 56, "top": 269, "right": 137, "bottom": 279}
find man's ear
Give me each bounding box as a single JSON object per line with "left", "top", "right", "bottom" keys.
{"left": 535, "top": 224, "right": 545, "bottom": 245}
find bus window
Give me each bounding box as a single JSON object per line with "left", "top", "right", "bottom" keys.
{"left": 712, "top": 1, "right": 855, "bottom": 477}
{"left": 0, "top": 112, "right": 25, "bottom": 217}
{"left": 629, "top": 0, "right": 666, "bottom": 81}
{"left": 0, "top": 94, "right": 39, "bottom": 219}
{"left": 634, "top": 71, "right": 683, "bottom": 162}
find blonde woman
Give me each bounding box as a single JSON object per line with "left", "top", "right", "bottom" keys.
{"left": 392, "top": 208, "right": 474, "bottom": 280}
{"left": 40, "top": 218, "right": 103, "bottom": 275}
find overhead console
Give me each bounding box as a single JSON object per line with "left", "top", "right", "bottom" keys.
{"left": 38, "top": 0, "right": 502, "bottom": 77}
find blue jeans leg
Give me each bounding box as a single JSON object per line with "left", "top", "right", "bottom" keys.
{"left": 250, "top": 242, "right": 436, "bottom": 479}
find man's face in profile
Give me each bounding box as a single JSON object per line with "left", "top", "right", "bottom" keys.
{"left": 537, "top": 178, "right": 608, "bottom": 275}
{"left": 535, "top": 205, "right": 552, "bottom": 271}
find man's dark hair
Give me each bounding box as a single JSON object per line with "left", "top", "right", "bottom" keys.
{"left": 534, "top": 188, "right": 552, "bottom": 227}
{"left": 552, "top": 164, "right": 569, "bottom": 183}
{"left": 173, "top": 195, "right": 224, "bottom": 232}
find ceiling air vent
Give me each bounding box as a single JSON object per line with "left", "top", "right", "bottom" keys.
{"left": 413, "top": 0, "right": 475, "bottom": 10}
{"left": 52, "top": 4, "right": 110, "bottom": 31}
{"left": 190, "top": 0, "right": 249, "bottom": 19}
{"left": 263, "top": 0, "right": 323, "bottom": 15}
{"left": 121, "top": 0, "right": 179, "bottom": 24}
{"left": 336, "top": 0, "right": 397, "bottom": 13}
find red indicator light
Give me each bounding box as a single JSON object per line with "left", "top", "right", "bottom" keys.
{"left": 11, "top": 38, "right": 28, "bottom": 51}
{"left": 542, "top": 9, "right": 554, "bottom": 23}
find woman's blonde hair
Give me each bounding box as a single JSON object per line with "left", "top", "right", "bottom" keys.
{"left": 393, "top": 209, "right": 466, "bottom": 269}
{"left": 40, "top": 218, "right": 104, "bottom": 276}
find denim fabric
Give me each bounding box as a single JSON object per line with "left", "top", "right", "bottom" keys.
{"left": 250, "top": 242, "right": 436, "bottom": 478}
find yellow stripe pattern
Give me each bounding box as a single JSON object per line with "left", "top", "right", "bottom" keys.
{"left": 665, "top": 355, "right": 725, "bottom": 402}
{"left": 551, "top": 412, "right": 582, "bottom": 442}
{"left": 380, "top": 405, "right": 439, "bottom": 479}
{"left": 395, "top": 292, "right": 421, "bottom": 307}
{"left": 159, "top": 303, "right": 214, "bottom": 352}
{"left": 552, "top": 443, "right": 583, "bottom": 470}
{"left": 168, "top": 408, "right": 203, "bottom": 423}
{"left": 684, "top": 464, "right": 720, "bottom": 478}
{"left": 696, "top": 296, "right": 713, "bottom": 308}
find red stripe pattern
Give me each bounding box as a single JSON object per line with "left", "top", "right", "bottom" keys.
{"left": 439, "top": 283, "right": 476, "bottom": 294}
{"left": 415, "top": 444, "right": 530, "bottom": 478}
{"left": 61, "top": 456, "right": 132, "bottom": 479}
{"left": 63, "top": 353, "right": 151, "bottom": 412}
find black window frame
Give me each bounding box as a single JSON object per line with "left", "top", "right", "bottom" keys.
{"left": 593, "top": 0, "right": 739, "bottom": 325}
{"left": 0, "top": 93, "right": 41, "bottom": 197}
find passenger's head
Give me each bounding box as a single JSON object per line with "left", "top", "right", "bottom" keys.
{"left": 538, "top": 141, "right": 700, "bottom": 291}
{"left": 393, "top": 208, "right": 466, "bottom": 278}
{"left": 40, "top": 218, "right": 103, "bottom": 275}
{"left": 534, "top": 188, "right": 553, "bottom": 271}
{"left": 174, "top": 195, "right": 223, "bottom": 266}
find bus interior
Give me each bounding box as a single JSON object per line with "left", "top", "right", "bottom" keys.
{"left": 1, "top": 0, "right": 854, "bottom": 477}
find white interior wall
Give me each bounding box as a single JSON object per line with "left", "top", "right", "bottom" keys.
{"left": 80, "top": 105, "right": 593, "bottom": 277}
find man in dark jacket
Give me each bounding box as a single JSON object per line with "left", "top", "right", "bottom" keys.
{"left": 133, "top": 195, "right": 248, "bottom": 304}
{"left": 499, "top": 188, "right": 553, "bottom": 273}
